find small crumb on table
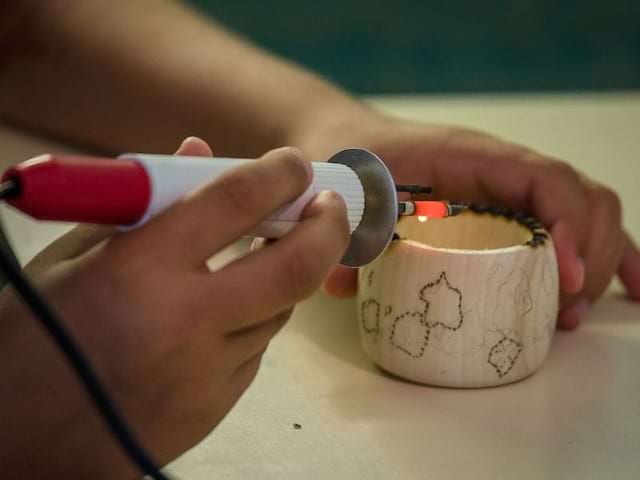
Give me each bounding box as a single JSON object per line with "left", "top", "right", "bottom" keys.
{"left": 293, "top": 423, "right": 302, "bottom": 430}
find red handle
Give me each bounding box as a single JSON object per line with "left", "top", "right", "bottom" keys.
{"left": 2, "top": 154, "right": 151, "bottom": 225}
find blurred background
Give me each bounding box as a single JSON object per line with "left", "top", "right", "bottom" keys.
{"left": 189, "top": 0, "right": 639, "bottom": 94}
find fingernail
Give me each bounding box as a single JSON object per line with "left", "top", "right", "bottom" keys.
{"left": 559, "top": 299, "right": 590, "bottom": 330}
{"left": 279, "top": 146, "right": 312, "bottom": 182}
{"left": 176, "top": 136, "right": 193, "bottom": 151}
{"left": 318, "top": 189, "right": 345, "bottom": 207}
{"left": 301, "top": 156, "right": 313, "bottom": 182}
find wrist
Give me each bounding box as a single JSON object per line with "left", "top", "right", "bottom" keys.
{"left": 284, "top": 98, "right": 385, "bottom": 160}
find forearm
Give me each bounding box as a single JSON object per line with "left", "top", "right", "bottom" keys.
{"left": 0, "top": 0, "right": 365, "bottom": 157}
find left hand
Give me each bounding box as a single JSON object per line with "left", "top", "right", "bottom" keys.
{"left": 292, "top": 108, "right": 640, "bottom": 329}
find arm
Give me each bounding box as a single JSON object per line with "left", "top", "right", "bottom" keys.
{"left": 0, "top": 0, "right": 364, "bottom": 157}
{"left": 0, "top": 0, "right": 639, "bottom": 476}
{"left": 1, "top": 0, "right": 639, "bottom": 324}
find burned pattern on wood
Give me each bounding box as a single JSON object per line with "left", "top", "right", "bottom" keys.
{"left": 384, "top": 272, "right": 464, "bottom": 359}
{"left": 488, "top": 337, "right": 523, "bottom": 378}
{"left": 361, "top": 299, "right": 381, "bottom": 334}
{"left": 466, "top": 204, "right": 548, "bottom": 247}
{"left": 361, "top": 269, "right": 533, "bottom": 379}
{"left": 391, "top": 203, "right": 549, "bottom": 248}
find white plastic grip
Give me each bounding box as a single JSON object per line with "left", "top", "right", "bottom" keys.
{"left": 120, "top": 154, "right": 365, "bottom": 237}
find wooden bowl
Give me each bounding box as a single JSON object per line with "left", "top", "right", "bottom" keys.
{"left": 357, "top": 207, "right": 559, "bottom": 388}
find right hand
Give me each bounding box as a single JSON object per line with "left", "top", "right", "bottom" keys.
{"left": 0, "top": 138, "right": 350, "bottom": 479}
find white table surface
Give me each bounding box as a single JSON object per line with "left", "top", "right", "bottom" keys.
{"left": 1, "top": 92, "right": 639, "bottom": 480}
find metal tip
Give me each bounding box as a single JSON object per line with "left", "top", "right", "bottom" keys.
{"left": 395, "top": 184, "right": 432, "bottom": 195}
{"left": 447, "top": 204, "right": 468, "bottom": 216}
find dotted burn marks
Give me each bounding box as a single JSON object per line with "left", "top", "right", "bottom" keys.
{"left": 419, "top": 272, "right": 464, "bottom": 331}
{"left": 390, "top": 311, "right": 431, "bottom": 358}
{"left": 361, "top": 299, "right": 381, "bottom": 334}
{"left": 360, "top": 264, "right": 528, "bottom": 380}
{"left": 383, "top": 271, "right": 465, "bottom": 359}
{"left": 466, "top": 204, "right": 548, "bottom": 248}
{"left": 488, "top": 337, "right": 523, "bottom": 378}
{"left": 367, "top": 270, "right": 375, "bottom": 287}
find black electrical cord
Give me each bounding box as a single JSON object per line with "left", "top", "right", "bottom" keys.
{"left": 0, "top": 181, "right": 171, "bottom": 480}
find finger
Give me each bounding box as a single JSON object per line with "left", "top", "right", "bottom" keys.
{"left": 226, "top": 309, "right": 292, "bottom": 358}
{"left": 323, "top": 265, "right": 358, "bottom": 297}
{"left": 133, "top": 147, "right": 312, "bottom": 267}
{"left": 214, "top": 190, "right": 349, "bottom": 331}
{"left": 618, "top": 232, "right": 640, "bottom": 300}
{"left": 23, "top": 225, "right": 114, "bottom": 277}
{"left": 477, "top": 158, "right": 589, "bottom": 296}
{"left": 551, "top": 221, "right": 586, "bottom": 296}
{"left": 557, "top": 299, "right": 590, "bottom": 330}
{"left": 417, "top": 135, "right": 587, "bottom": 240}
{"left": 175, "top": 136, "right": 214, "bottom": 157}
{"left": 226, "top": 348, "right": 265, "bottom": 401}
{"left": 409, "top": 137, "right": 590, "bottom": 292}
{"left": 175, "top": 137, "right": 216, "bottom": 273}
{"left": 558, "top": 187, "right": 625, "bottom": 328}
{"left": 209, "top": 347, "right": 265, "bottom": 431}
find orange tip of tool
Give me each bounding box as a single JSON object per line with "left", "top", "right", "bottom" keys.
{"left": 414, "top": 201, "right": 448, "bottom": 219}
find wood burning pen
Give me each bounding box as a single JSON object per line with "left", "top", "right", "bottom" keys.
{"left": 0, "top": 148, "right": 465, "bottom": 267}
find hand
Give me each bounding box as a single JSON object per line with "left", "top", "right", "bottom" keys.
{"left": 293, "top": 108, "right": 640, "bottom": 329}
{"left": 0, "top": 138, "right": 349, "bottom": 479}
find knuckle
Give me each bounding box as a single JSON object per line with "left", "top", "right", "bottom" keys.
{"left": 270, "top": 147, "right": 310, "bottom": 191}
{"left": 548, "top": 159, "right": 579, "bottom": 184}
{"left": 215, "top": 169, "right": 264, "bottom": 217}
{"left": 602, "top": 188, "right": 622, "bottom": 212}
{"left": 597, "top": 187, "right": 623, "bottom": 225}
{"left": 511, "top": 145, "right": 538, "bottom": 163}
{"left": 442, "top": 126, "right": 486, "bottom": 145}
{"left": 517, "top": 149, "right": 559, "bottom": 175}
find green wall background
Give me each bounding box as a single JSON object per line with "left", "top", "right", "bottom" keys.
{"left": 188, "top": 0, "right": 639, "bottom": 94}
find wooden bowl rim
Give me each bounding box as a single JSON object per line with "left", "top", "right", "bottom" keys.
{"left": 392, "top": 206, "right": 551, "bottom": 255}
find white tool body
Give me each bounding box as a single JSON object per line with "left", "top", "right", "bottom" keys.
{"left": 124, "top": 154, "right": 366, "bottom": 238}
